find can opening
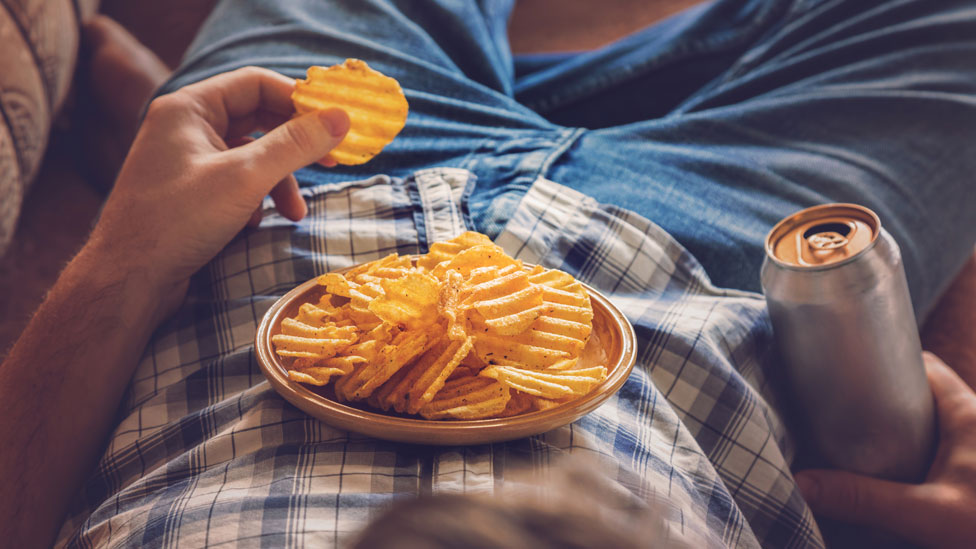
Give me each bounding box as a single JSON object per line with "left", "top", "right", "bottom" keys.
{"left": 803, "top": 222, "right": 851, "bottom": 240}
{"left": 804, "top": 222, "right": 852, "bottom": 251}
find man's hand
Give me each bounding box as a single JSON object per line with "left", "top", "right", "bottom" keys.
{"left": 796, "top": 352, "right": 976, "bottom": 548}
{"left": 88, "top": 66, "right": 350, "bottom": 313}
{"left": 0, "top": 66, "right": 348, "bottom": 548}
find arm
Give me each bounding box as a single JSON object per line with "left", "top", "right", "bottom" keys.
{"left": 922, "top": 251, "right": 976, "bottom": 389}
{"left": 796, "top": 352, "right": 976, "bottom": 548}
{"left": 0, "top": 67, "right": 349, "bottom": 548}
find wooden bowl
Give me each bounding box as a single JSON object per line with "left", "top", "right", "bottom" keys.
{"left": 255, "top": 266, "right": 636, "bottom": 445}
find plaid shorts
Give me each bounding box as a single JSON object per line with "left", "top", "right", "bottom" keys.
{"left": 56, "top": 169, "right": 821, "bottom": 548}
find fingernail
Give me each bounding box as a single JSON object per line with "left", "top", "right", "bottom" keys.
{"left": 795, "top": 474, "right": 818, "bottom": 503}
{"left": 319, "top": 108, "right": 350, "bottom": 138}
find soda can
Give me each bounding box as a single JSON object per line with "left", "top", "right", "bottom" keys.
{"left": 761, "top": 203, "right": 935, "bottom": 481}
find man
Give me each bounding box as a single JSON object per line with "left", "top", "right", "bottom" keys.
{"left": 2, "top": 0, "right": 976, "bottom": 547}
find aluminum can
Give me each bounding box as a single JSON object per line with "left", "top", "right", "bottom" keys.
{"left": 761, "top": 203, "right": 935, "bottom": 481}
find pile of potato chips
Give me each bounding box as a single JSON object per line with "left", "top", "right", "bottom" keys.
{"left": 273, "top": 232, "right": 607, "bottom": 420}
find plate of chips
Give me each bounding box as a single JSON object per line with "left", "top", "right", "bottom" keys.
{"left": 255, "top": 233, "right": 636, "bottom": 445}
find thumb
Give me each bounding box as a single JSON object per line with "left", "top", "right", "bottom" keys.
{"left": 230, "top": 108, "right": 349, "bottom": 187}
{"left": 923, "top": 351, "right": 975, "bottom": 411}
{"left": 795, "top": 469, "right": 933, "bottom": 542}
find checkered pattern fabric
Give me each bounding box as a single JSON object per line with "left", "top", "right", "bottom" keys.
{"left": 55, "top": 168, "right": 822, "bottom": 548}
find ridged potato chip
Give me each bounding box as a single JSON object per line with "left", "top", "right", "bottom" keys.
{"left": 480, "top": 364, "right": 607, "bottom": 399}
{"left": 345, "top": 253, "right": 412, "bottom": 281}
{"left": 464, "top": 270, "right": 544, "bottom": 336}
{"left": 417, "top": 231, "right": 495, "bottom": 271}
{"left": 292, "top": 59, "right": 408, "bottom": 165}
{"left": 418, "top": 376, "right": 511, "bottom": 420}
{"left": 472, "top": 330, "right": 575, "bottom": 368}
{"left": 374, "top": 335, "right": 473, "bottom": 414}
{"left": 272, "top": 323, "right": 358, "bottom": 360}
{"left": 431, "top": 244, "right": 516, "bottom": 278}
{"left": 368, "top": 271, "right": 440, "bottom": 330}
{"left": 287, "top": 355, "right": 361, "bottom": 386}
{"left": 335, "top": 329, "right": 431, "bottom": 401}
{"left": 494, "top": 390, "right": 535, "bottom": 418}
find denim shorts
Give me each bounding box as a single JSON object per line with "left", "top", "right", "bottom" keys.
{"left": 159, "top": 0, "right": 976, "bottom": 320}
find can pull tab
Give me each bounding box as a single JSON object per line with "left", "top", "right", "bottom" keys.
{"left": 807, "top": 231, "right": 849, "bottom": 251}
{"left": 797, "top": 221, "right": 857, "bottom": 265}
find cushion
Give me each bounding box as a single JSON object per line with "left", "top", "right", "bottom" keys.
{"left": 0, "top": 0, "right": 99, "bottom": 255}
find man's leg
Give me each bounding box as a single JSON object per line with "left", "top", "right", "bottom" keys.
{"left": 540, "top": 0, "right": 976, "bottom": 320}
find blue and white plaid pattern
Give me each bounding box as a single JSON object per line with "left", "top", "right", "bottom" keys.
{"left": 56, "top": 168, "right": 822, "bottom": 548}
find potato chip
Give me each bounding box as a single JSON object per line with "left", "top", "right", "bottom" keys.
{"left": 438, "top": 270, "right": 467, "bottom": 341}
{"left": 527, "top": 265, "right": 577, "bottom": 289}
{"left": 288, "top": 369, "right": 340, "bottom": 386}
{"left": 292, "top": 59, "right": 408, "bottom": 165}
{"left": 345, "top": 253, "right": 411, "bottom": 280}
{"left": 295, "top": 301, "right": 339, "bottom": 326}
{"left": 287, "top": 358, "right": 360, "bottom": 386}
{"left": 368, "top": 271, "right": 440, "bottom": 330}
{"left": 447, "top": 350, "right": 486, "bottom": 381}
{"left": 540, "top": 285, "right": 591, "bottom": 308}
{"left": 416, "top": 231, "right": 496, "bottom": 271}
{"left": 480, "top": 365, "right": 607, "bottom": 399}
{"left": 447, "top": 364, "right": 482, "bottom": 381}
{"left": 418, "top": 376, "right": 511, "bottom": 420}
{"left": 432, "top": 244, "right": 516, "bottom": 278}
{"left": 280, "top": 318, "right": 357, "bottom": 340}
{"left": 467, "top": 282, "right": 544, "bottom": 336}
{"left": 317, "top": 272, "right": 354, "bottom": 298}
{"left": 334, "top": 329, "right": 431, "bottom": 401}
{"left": 404, "top": 337, "right": 472, "bottom": 414}
{"left": 473, "top": 331, "right": 575, "bottom": 368}
{"left": 362, "top": 321, "right": 398, "bottom": 345}
{"left": 374, "top": 335, "right": 470, "bottom": 413}
{"left": 494, "top": 390, "right": 535, "bottom": 418}
{"left": 349, "top": 280, "right": 384, "bottom": 312}
{"left": 426, "top": 375, "right": 491, "bottom": 401}
{"left": 519, "top": 267, "right": 594, "bottom": 357}
{"left": 272, "top": 323, "right": 358, "bottom": 359}
{"left": 546, "top": 357, "right": 581, "bottom": 371}
{"left": 465, "top": 263, "right": 522, "bottom": 287}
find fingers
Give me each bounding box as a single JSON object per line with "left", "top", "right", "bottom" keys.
{"left": 269, "top": 174, "right": 307, "bottom": 221}
{"left": 924, "top": 351, "right": 974, "bottom": 408}
{"left": 227, "top": 108, "right": 350, "bottom": 191}
{"left": 179, "top": 66, "right": 297, "bottom": 137}
{"left": 244, "top": 180, "right": 303, "bottom": 228}
{"left": 228, "top": 138, "right": 307, "bottom": 225}
{"left": 795, "top": 470, "right": 934, "bottom": 543}
{"left": 246, "top": 207, "right": 263, "bottom": 228}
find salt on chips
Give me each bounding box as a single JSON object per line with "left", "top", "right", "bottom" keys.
{"left": 272, "top": 231, "right": 604, "bottom": 420}
{"left": 292, "top": 59, "right": 408, "bottom": 165}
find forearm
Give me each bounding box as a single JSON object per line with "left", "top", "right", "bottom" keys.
{"left": 0, "top": 65, "right": 345, "bottom": 548}
{"left": 0, "top": 244, "right": 167, "bottom": 547}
